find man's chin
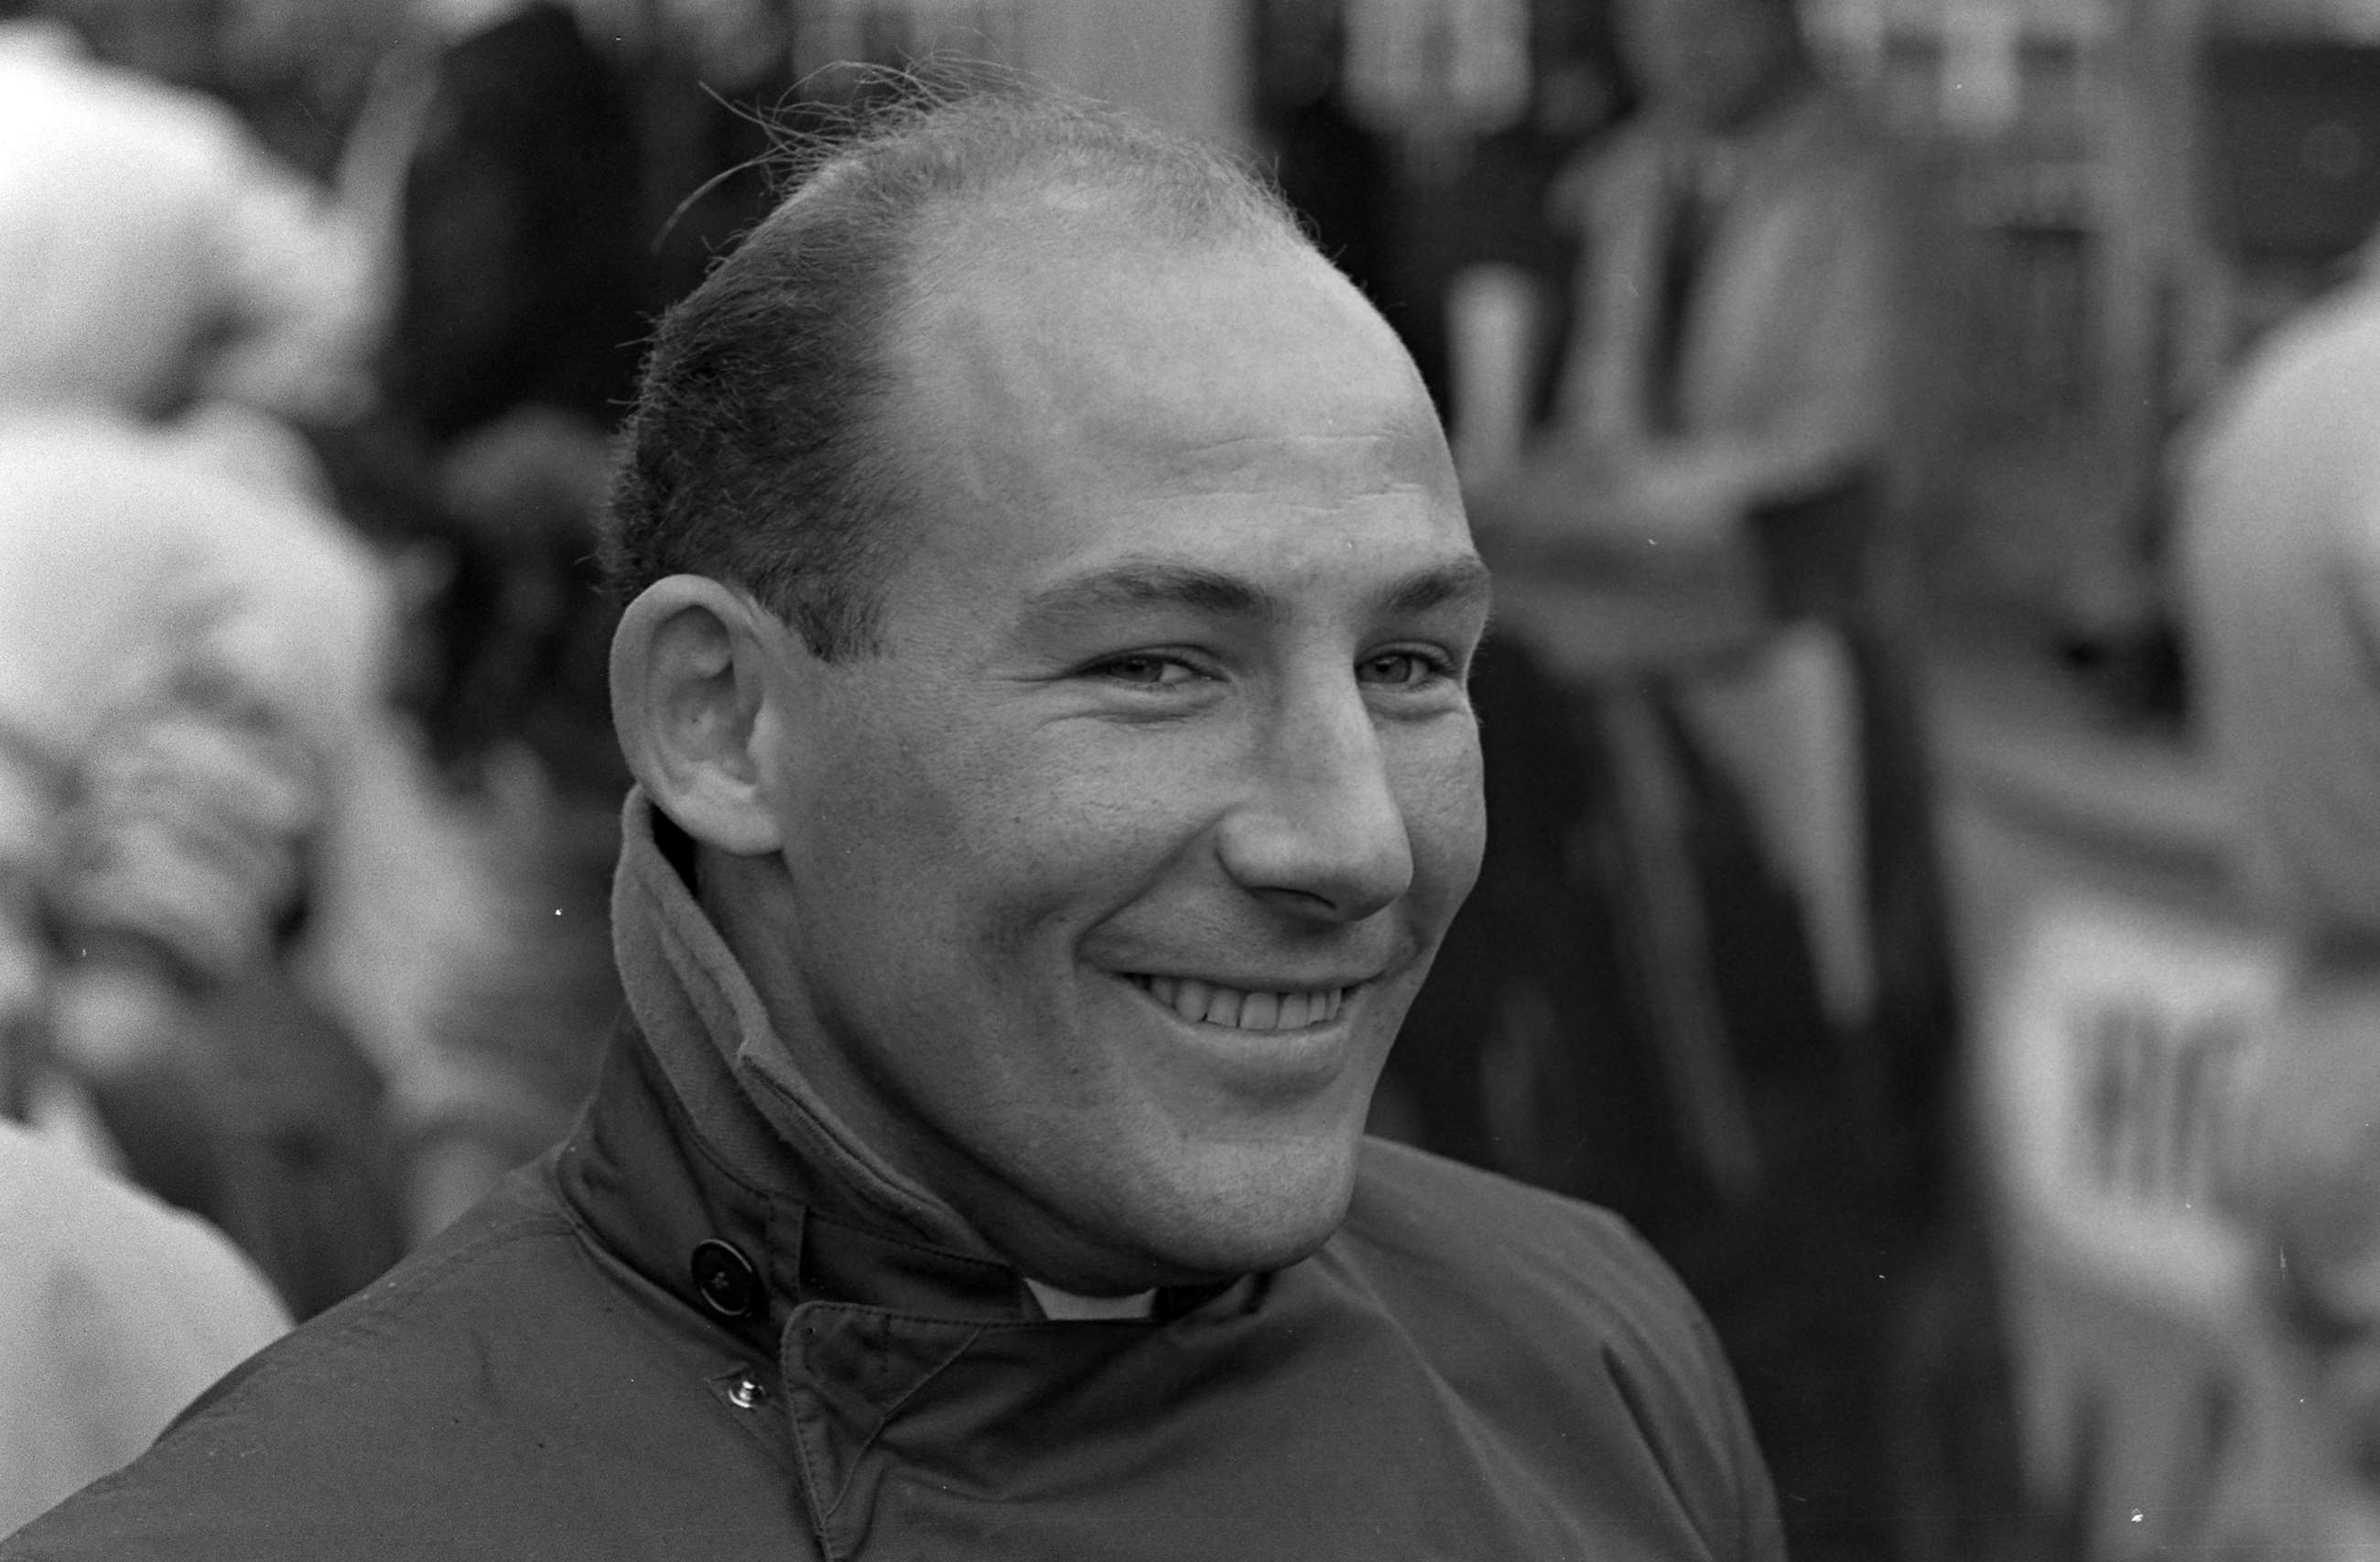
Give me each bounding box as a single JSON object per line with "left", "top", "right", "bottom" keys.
{"left": 1104, "top": 1141, "right": 1365, "bottom": 1289}
{"left": 968, "top": 1116, "right": 1372, "bottom": 1295}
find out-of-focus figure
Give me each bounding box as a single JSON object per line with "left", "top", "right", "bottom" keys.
{"left": 1542, "top": 0, "right": 1931, "bottom": 535}
{"left": 339, "top": 0, "right": 648, "bottom": 790}
{"left": 0, "top": 8, "right": 374, "bottom": 421}
{"left": 0, "top": 411, "right": 521, "bottom": 1313}
{"left": 0, "top": 0, "right": 557, "bottom": 1291}
{"left": 0, "top": 1116, "right": 287, "bottom": 1538}
{"left": 306, "top": 0, "right": 657, "bottom": 1232}
{"left": 0, "top": 411, "right": 398, "bottom": 1304}
{"left": 1444, "top": 4, "right": 1964, "bottom": 1557}
{"left": 2182, "top": 252, "right": 2380, "bottom": 949}
{"left": 1470, "top": 0, "right": 1953, "bottom": 1064}
{"left": 378, "top": 0, "right": 645, "bottom": 444}
{"left": 2181, "top": 243, "right": 2380, "bottom": 1537}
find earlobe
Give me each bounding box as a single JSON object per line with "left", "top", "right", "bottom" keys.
{"left": 610, "top": 576, "right": 789, "bottom": 856}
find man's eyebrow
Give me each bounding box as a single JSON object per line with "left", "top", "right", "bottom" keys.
{"left": 1022, "top": 562, "right": 1279, "bottom": 623}
{"left": 1020, "top": 555, "right": 1495, "bottom": 626}
{"left": 1382, "top": 557, "right": 1495, "bottom": 618}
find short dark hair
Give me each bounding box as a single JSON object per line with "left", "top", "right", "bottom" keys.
{"left": 601, "top": 82, "right": 1308, "bottom": 659}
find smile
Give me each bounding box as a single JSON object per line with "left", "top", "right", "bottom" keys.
{"left": 1128, "top": 974, "right": 1350, "bottom": 1033}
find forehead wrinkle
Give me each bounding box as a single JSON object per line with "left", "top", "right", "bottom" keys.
{"left": 1153, "top": 429, "right": 1437, "bottom": 491}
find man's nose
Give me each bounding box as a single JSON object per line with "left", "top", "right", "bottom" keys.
{"left": 1216, "top": 684, "right": 1413, "bottom": 923}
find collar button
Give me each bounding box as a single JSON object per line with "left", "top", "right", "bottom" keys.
{"left": 690, "top": 1239, "right": 761, "bottom": 1321}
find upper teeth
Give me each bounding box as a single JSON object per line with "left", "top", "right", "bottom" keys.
{"left": 1139, "top": 975, "right": 1347, "bottom": 1032}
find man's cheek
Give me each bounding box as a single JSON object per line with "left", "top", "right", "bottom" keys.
{"left": 825, "top": 712, "right": 1032, "bottom": 883}
{"left": 1022, "top": 732, "right": 1232, "bottom": 849}
{"left": 1394, "top": 731, "right": 1488, "bottom": 907}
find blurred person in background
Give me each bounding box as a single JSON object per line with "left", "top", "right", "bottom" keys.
{"left": 311, "top": 0, "right": 694, "bottom": 1237}
{"left": 0, "top": 438, "right": 297, "bottom": 1486}
{"left": 2183, "top": 234, "right": 2380, "bottom": 1538}
{"left": 0, "top": 0, "right": 376, "bottom": 422}
{"left": 1467, "top": 0, "right": 1953, "bottom": 1077}
{"left": 2183, "top": 237, "right": 2380, "bottom": 1025}
{"left": 343, "top": 0, "right": 650, "bottom": 796}
{"left": 0, "top": 746, "right": 249, "bottom": 1538}
{"left": 0, "top": 0, "right": 584, "bottom": 1279}
{"left": 376, "top": 0, "right": 645, "bottom": 445}
{"left": 315, "top": 0, "right": 815, "bottom": 1200}
{"left": 1454, "top": 0, "right": 1964, "bottom": 1556}
{"left": 0, "top": 412, "right": 524, "bottom": 1315}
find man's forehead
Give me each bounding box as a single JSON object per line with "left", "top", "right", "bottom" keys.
{"left": 892, "top": 207, "right": 1446, "bottom": 507}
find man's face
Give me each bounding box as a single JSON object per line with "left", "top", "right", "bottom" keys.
{"left": 746, "top": 222, "right": 1488, "bottom": 1293}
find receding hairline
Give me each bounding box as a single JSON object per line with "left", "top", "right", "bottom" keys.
{"left": 838, "top": 157, "right": 1347, "bottom": 546}
{"left": 886, "top": 146, "right": 1320, "bottom": 339}
{"left": 873, "top": 199, "right": 1434, "bottom": 539}
{"left": 888, "top": 178, "right": 1325, "bottom": 371}
{"left": 600, "top": 82, "right": 1347, "bottom": 658}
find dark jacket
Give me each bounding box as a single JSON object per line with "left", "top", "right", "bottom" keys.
{"left": 5, "top": 797, "right": 1783, "bottom": 1561}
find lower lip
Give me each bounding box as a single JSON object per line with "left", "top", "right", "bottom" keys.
{"left": 1113, "top": 974, "right": 1359, "bottom": 1093}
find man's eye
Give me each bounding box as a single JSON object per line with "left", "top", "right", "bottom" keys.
{"left": 1358, "top": 651, "right": 1453, "bottom": 689}
{"left": 1090, "top": 654, "right": 1199, "bottom": 688}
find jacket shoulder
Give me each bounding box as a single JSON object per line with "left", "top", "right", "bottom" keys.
{"left": 1338, "top": 1139, "right": 1783, "bottom": 1562}
{"left": 0, "top": 1166, "right": 801, "bottom": 1561}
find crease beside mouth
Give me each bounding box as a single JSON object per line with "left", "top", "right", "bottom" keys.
{"left": 1127, "top": 972, "right": 1351, "bottom": 1032}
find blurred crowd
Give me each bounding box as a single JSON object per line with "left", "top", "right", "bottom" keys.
{"left": 0, "top": 0, "right": 812, "bottom": 1217}
{"left": 0, "top": 0, "right": 804, "bottom": 1524}
{"left": 12, "top": 0, "right": 2380, "bottom": 1555}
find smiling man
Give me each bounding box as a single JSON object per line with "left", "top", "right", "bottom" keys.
{"left": 3, "top": 92, "right": 1780, "bottom": 1560}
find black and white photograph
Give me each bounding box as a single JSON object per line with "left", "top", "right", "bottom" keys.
{"left": 3, "top": 0, "right": 2377, "bottom": 1557}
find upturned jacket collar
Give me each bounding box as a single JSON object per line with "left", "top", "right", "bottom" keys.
{"left": 605, "top": 787, "right": 989, "bottom": 1254}
{"left": 547, "top": 793, "right": 1289, "bottom": 1557}
{"left": 556, "top": 789, "right": 1237, "bottom": 1345}
{"left": 536, "top": 796, "right": 1771, "bottom": 1562}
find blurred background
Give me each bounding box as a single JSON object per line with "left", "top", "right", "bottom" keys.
{"left": 8, "top": 0, "right": 2380, "bottom": 1555}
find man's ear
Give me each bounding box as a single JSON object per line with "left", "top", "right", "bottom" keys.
{"left": 610, "top": 576, "right": 795, "bottom": 857}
